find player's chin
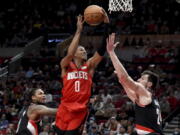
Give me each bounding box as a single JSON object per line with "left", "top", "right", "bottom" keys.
{"left": 41, "top": 98, "right": 46, "bottom": 103}
{"left": 82, "top": 56, "right": 87, "bottom": 60}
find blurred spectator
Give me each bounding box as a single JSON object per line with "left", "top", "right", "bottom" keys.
{"left": 173, "top": 128, "right": 180, "bottom": 135}
{"left": 167, "top": 91, "right": 178, "bottom": 110}
{"left": 105, "top": 117, "right": 122, "bottom": 134}
{"left": 0, "top": 114, "right": 9, "bottom": 130}
{"left": 160, "top": 96, "right": 170, "bottom": 117}
{"left": 117, "top": 126, "right": 128, "bottom": 135}
{"left": 5, "top": 123, "right": 16, "bottom": 135}
{"left": 39, "top": 124, "right": 50, "bottom": 135}
{"left": 82, "top": 129, "right": 88, "bottom": 135}
{"left": 99, "top": 89, "right": 112, "bottom": 103}
{"left": 25, "top": 67, "right": 34, "bottom": 78}
{"left": 88, "top": 125, "right": 98, "bottom": 135}
{"left": 127, "top": 125, "right": 137, "bottom": 135}
{"left": 93, "top": 95, "right": 104, "bottom": 116}
{"left": 102, "top": 97, "right": 116, "bottom": 118}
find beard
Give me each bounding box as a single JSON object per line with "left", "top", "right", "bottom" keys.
{"left": 32, "top": 100, "right": 45, "bottom": 105}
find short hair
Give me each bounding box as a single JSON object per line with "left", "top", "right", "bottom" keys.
{"left": 63, "top": 45, "right": 83, "bottom": 57}
{"left": 142, "top": 70, "right": 159, "bottom": 89}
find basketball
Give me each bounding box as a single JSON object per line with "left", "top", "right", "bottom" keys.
{"left": 84, "top": 5, "right": 104, "bottom": 26}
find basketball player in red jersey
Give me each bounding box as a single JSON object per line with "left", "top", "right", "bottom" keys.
{"left": 55, "top": 11, "right": 110, "bottom": 135}
{"left": 106, "top": 33, "right": 163, "bottom": 135}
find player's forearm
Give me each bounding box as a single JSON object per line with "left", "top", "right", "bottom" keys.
{"left": 109, "top": 51, "right": 129, "bottom": 80}
{"left": 50, "top": 108, "right": 57, "bottom": 115}
{"left": 36, "top": 106, "right": 57, "bottom": 116}
{"left": 97, "top": 23, "right": 110, "bottom": 56}
{"left": 46, "top": 108, "right": 57, "bottom": 115}
{"left": 67, "top": 30, "right": 81, "bottom": 56}
{"left": 109, "top": 51, "right": 138, "bottom": 91}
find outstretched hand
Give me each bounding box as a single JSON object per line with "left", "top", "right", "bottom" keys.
{"left": 106, "top": 33, "right": 119, "bottom": 53}
{"left": 76, "top": 15, "right": 84, "bottom": 32}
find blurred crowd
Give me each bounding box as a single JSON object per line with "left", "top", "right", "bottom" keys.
{"left": 0, "top": 0, "right": 180, "bottom": 47}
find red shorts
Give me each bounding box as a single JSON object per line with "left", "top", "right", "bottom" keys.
{"left": 55, "top": 104, "right": 88, "bottom": 130}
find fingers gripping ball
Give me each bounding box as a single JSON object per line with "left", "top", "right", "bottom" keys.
{"left": 84, "top": 5, "right": 104, "bottom": 26}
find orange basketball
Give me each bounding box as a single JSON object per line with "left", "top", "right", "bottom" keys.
{"left": 84, "top": 5, "right": 104, "bottom": 26}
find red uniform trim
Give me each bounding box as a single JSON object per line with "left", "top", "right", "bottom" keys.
{"left": 135, "top": 124, "right": 155, "bottom": 132}
{"left": 29, "top": 120, "right": 38, "bottom": 135}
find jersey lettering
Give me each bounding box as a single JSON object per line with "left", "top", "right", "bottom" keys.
{"left": 67, "top": 71, "right": 88, "bottom": 80}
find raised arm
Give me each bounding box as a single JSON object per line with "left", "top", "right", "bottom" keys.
{"left": 87, "top": 8, "right": 110, "bottom": 69}
{"left": 60, "top": 15, "right": 83, "bottom": 69}
{"left": 106, "top": 33, "right": 151, "bottom": 104}
{"left": 106, "top": 33, "right": 138, "bottom": 89}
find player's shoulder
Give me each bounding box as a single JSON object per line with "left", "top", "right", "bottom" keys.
{"left": 29, "top": 104, "right": 46, "bottom": 112}
{"left": 69, "top": 61, "right": 77, "bottom": 68}
{"left": 86, "top": 58, "right": 94, "bottom": 69}
{"left": 62, "top": 61, "right": 75, "bottom": 71}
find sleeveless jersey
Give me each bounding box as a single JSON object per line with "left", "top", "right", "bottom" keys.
{"left": 16, "top": 106, "right": 41, "bottom": 135}
{"left": 60, "top": 61, "right": 92, "bottom": 112}
{"left": 135, "top": 98, "right": 163, "bottom": 134}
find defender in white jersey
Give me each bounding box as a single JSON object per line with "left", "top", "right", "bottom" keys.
{"left": 106, "top": 33, "right": 163, "bottom": 135}
{"left": 16, "top": 88, "right": 57, "bottom": 135}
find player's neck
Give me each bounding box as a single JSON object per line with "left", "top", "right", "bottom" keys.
{"left": 73, "top": 59, "right": 84, "bottom": 68}
{"left": 31, "top": 101, "right": 44, "bottom": 105}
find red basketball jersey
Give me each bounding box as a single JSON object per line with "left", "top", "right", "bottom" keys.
{"left": 60, "top": 61, "right": 92, "bottom": 112}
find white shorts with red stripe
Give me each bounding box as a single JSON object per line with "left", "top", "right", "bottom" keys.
{"left": 135, "top": 124, "right": 155, "bottom": 135}
{"left": 136, "top": 128, "right": 152, "bottom": 135}
{"left": 27, "top": 120, "right": 38, "bottom": 135}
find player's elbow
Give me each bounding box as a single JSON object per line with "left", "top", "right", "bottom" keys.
{"left": 66, "top": 52, "right": 74, "bottom": 58}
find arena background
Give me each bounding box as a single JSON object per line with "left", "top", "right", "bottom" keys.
{"left": 0, "top": 0, "right": 180, "bottom": 134}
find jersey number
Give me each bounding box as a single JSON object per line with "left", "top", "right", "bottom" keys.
{"left": 156, "top": 108, "right": 162, "bottom": 125}
{"left": 75, "top": 81, "right": 80, "bottom": 92}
